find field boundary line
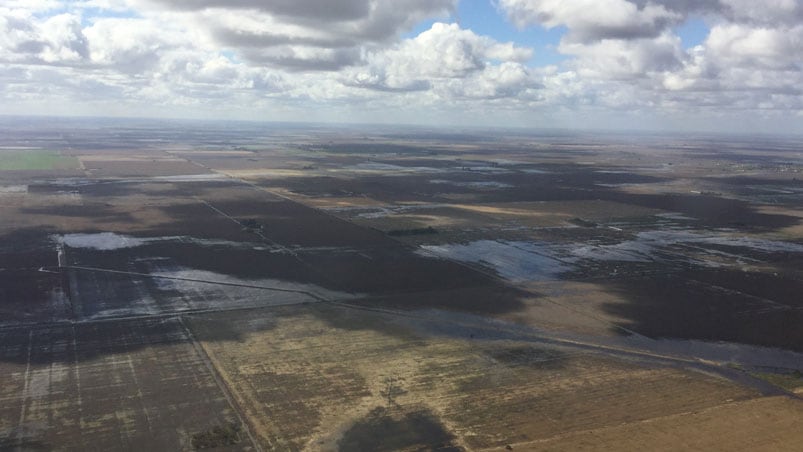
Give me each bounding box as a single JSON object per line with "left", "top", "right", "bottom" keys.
{"left": 177, "top": 316, "right": 264, "bottom": 452}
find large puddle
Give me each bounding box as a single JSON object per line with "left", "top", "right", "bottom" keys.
{"left": 0, "top": 185, "right": 27, "bottom": 193}
{"left": 418, "top": 231, "right": 803, "bottom": 282}
{"left": 349, "top": 162, "right": 444, "bottom": 173}
{"left": 429, "top": 179, "right": 514, "bottom": 189}
{"left": 58, "top": 232, "right": 149, "bottom": 250}
{"left": 54, "top": 232, "right": 270, "bottom": 251}
{"left": 152, "top": 268, "right": 356, "bottom": 303}
{"left": 569, "top": 230, "right": 803, "bottom": 264}
{"left": 419, "top": 240, "right": 570, "bottom": 282}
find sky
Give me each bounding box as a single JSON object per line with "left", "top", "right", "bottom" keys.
{"left": 0, "top": 0, "right": 802, "bottom": 133}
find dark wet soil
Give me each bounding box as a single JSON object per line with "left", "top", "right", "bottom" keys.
{"left": 257, "top": 164, "right": 799, "bottom": 231}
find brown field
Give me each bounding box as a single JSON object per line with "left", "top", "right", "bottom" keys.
{"left": 526, "top": 396, "right": 803, "bottom": 451}
{"left": 187, "top": 304, "right": 761, "bottom": 451}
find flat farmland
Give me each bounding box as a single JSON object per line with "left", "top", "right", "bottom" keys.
{"left": 527, "top": 396, "right": 803, "bottom": 451}
{"left": 0, "top": 150, "right": 79, "bottom": 171}
{"left": 0, "top": 119, "right": 801, "bottom": 450}
{"left": 187, "top": 303, "right": 762, "bottom": 451}
{"left": 0, "top": 318, "right": 250, "bottom": 450}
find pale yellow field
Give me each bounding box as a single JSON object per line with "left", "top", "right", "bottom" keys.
{"left": 187, "top": 304, "right": 769, "bottom": 451}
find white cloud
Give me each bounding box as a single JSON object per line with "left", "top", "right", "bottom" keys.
{"left": 0, "top": 0, "right": 801, "bottom": 131}
{"left": 341, "top": 22, "right": 537, "bottom": 101}
{"left": 494, "top": 0, "right": 803, "bottom": 125}
{"left": 720, "top": 0, "right": 803, "bottom": 26}
{"left": 374, "top": 23, "right": 530, "bottom": 79}
{"left": 443, "top": 61, "right": 542, "bottom": 100}
{"left": 130, "top": 0, "right": 457, "bottom": 70}
{"left": 0, "top": 10, "right": 89, "bottom": 64}
{"left": 705, "top": 23, "right": 803, "bottom": 70}
{"left": 498, "top": 0, "right": 680, "bottom": 42}
{"left": 83, "top": 18, "right": 184, "bottom": 73}
{"left": 560, "top": 32, "right": 684, "bottom": 79}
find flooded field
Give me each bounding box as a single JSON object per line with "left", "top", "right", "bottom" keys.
{"left": 0, "top": 118, "right": 801, "bottom": 450}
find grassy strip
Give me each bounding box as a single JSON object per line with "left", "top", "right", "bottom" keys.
{"left": 751, "top": 370, "right": 803, "bottom": 393}
{"left": 0, "top": 151, "right": 78, "bottom": 170}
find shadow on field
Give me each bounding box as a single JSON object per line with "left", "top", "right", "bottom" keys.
{"left": 337, "top": 406, "right": 463, "bottom": 452}
{"left": 0, "top": 227, "right": 59, "bottom": 267}
{"left": 20, "top": 204, "right": 137, "bottom": 224}
{"left": 604, "top": 192, "right": 799, "bottom": 231}
{"left": 600, "top": 266, "right": 803, "bottom": 353}
{"left": 346, "top": 284, "right": 531, "bottom": 316}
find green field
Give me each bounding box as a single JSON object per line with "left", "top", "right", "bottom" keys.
{"left": 0, "top": 150, "right": 78, "bottom": 170}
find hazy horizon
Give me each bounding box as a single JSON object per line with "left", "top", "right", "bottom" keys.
{"left": 4, "top": 114, "right": 803, "bottom": 141}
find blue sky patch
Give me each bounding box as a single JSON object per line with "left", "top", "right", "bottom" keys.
{"left": 675, "top": 17, "right": 710, "bottom": 49}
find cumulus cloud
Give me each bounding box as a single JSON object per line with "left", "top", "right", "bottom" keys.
{"left": 498, "top": 0, "right": 681, "bottom": 42}
{"left": 0, "top": 0, "right": 801, "bottom": 130}
{"left": 494, "top": 0, "right": 803, "bottom": 119}
{"left": 442, "top": 61, "right": 542, "bottom": 100}
{"left": 0, "top": 10, "right": 89, "bottom": 65}
{"left": 705, "top": 23, "right": 803, "bottom": 70}
{"left": 659, "top": 22, "right": 803, "bottom": 113}
{"left": 341, "top": 23, "right": 537, "bottom": 100}
{"left": 0, "top": 3, "right": 294, "bottom": 115}
{"left": 82, "top": 18, "right": 184, "bottom": 73}
{"left": 142, "top": 0, "right": 372, "bottom": 21}
{"left": 370, "top": 23, "right": 530, "bottom": 79}
{"left": 133, "top": 0, "right": 457, "bottom": 70}
{"left": 559, "top": 32, "right": 684, "bottom": 79}
{"left": 719, "top": 0, "right": 803, "bottom": 26}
